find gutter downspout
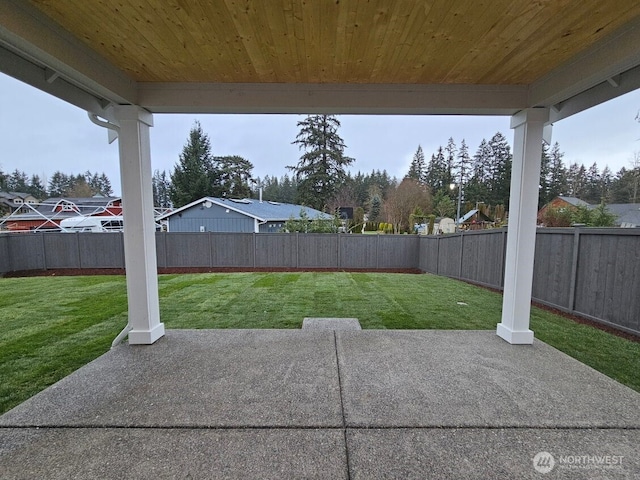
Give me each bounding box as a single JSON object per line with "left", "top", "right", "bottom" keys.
{"left": 88, "top": 111, "right": 131, "bottom": 347}
{"left": 111, "top": 324, "right": 133, "bottom": 348}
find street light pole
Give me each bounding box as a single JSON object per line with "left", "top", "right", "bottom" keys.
{"left": 455, "top": 180, "right": 462, "bottom": 229}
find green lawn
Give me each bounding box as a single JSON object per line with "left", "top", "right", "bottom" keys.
{"left": 0, "top": 272, "right": 638, "bottom": 415}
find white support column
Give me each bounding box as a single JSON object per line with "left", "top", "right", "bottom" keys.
{"left": 113, "top": 105, "right": 165, "bottom": 345}
{"left": 497, "top": 108, "right": 550, "bottom": 345}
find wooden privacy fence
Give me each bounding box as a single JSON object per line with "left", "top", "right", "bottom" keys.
{"left": 0, "top": 232, "right": 420, "bottom": 272}
{"left": 1, "top": 229, "right": 638, "bottom": 335}
{"left": 419, "top": 228, "right": 639, "bottom": 336}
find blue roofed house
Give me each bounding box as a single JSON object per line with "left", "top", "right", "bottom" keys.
{"left": 157, "top": 197, "right": 332, "bottom": 233}
{"left": 605, "top": 203, "right": 640, "bottom": 228}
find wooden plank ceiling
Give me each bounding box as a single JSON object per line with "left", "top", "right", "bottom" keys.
{"left": 28, "top": 0, "right": 640, "bottom": 85}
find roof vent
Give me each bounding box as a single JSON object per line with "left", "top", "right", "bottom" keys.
{"left": 229, "top": 198, "right": 252, "bottom": 204}
{"left": 268, "top": 201, "right": 280, "bottom": 205}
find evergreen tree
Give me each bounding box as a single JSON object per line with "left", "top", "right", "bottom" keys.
{"left": 425, "top": 147, "right": 448, "bottom": 195}
{"left": 152, "top": 169, "right": 172, "bottom": 208}
{"left": 405, "top": 145, "right": 426, "bottom": 184}
{"left": 279, "top": 174, "right": 298, "bottom": 204}
{"left": 456, "top": 140, "right": 472, "bottom": 185}
{"left": 487, "top": 132, "right": 512, "bottom": 207}
{"left": 444, "top": 138, "right": 457, "bottom": 194}
{"left": 367, "top": 169, "right": 395, "bottom": 200}
{"left": 84, "top": 171, "right": 113, "bottom": 196}
{"left": 289, "top": 115, "right": 354, "bottom": 210}
{"left": 7, "top": 169, "right": 29, "bottom": 192}
{"left": 611, "top": 165, "right": 640, "bottom": 203}
{"left": 538, "top": 142, "right": 552, "bottom": 208}
{"left": 465, "top": 139, "right": 491, "bottom": 206}
{"left": 599, "top": 166, "right": 613, "bottom": 203}
{"left": 453, "top": 139, "right": 471, "bottom": 216}
{"left": 566, "top": 162, "right": 588, "bottom": 199}
{"left": 547, "top": 142, "right": 568, "bottom": 201}
{"left": 48, "top": 171, "right": 72, "bottom": 197}
{"left": 259, "top": 175, "right": 279, "bottom": 201}
{"left": 584, "top": 162, "right": 601, "bottom": 203}
{"left": 368, "top": 194, "right": 382, "bottom": 222}
{"left": 27, "top": 174, "right": 46, "bottom": 199}
{"left": 432, "top": 190, "right": 455, "bottom": 218}
{"left": 351, "top": 171, "right": 369, "bottom": 207}
{"left": 66, "top": 176, "right": 94, "bottom": 197}
{"left": 0, "top": 168, "right": 7, "bottom": 191}
{"left": 170, "top": 121, "right": 218, "bottom": 207}
{"left": 588, "top": 203, "right": 617, "bottom": 227}
{"left": 215, "top": 155, "right": 254, "bottom": 198}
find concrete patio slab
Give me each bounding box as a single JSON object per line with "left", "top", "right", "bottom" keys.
{"left": 0, "top": 428, "right": 347, "bottom": 480}
{"left": 302, "top": 317, "right": 362, "bottom": 330}
{"left": 335, "top": 330, "right": 640, "bottom": 428}
{"left": 347, "top": 428, "right": 640, "bottom": 479}
{"left": 0, "top": 330, "right": 343, "bottom": 428}
{"left": 1, "top": 329, "right": 639, "bottom": 479}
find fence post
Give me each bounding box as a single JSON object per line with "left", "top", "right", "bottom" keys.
{"left": 376, "top": 234, "right": 380, "bottom": 269}
{"left": 500, "top": 229, "right": 507, "bottom": 288}
{"left": 567, "top": 228, "right": 581, "bottom": 312}
{"left": 208, "top": 232, "right": 213, "bottom": 267}
{"left": 296, "top": 232, "right": 299, "bottom": 268}
{"left": 435, "top": 236, "right": 440, "bottom": 275}
{"left": 253, "top": 233, "right": 256, "bottom": 268}
{"left": 458, "top": 232, "right": 464, "bottom": 279}
{"left": 337, "top": 233, "right": 341, "bottom": 269}
{"left": 40, "top": 233, "right": 47, "bottom": 270}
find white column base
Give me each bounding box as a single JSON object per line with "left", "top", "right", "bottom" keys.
{"left": 496, "top": 323, "right": 534, "bottom": 345}
{"left": 113, "top": 105, "right": 164, "bottom": 346}
{"left": 128, "top": 323, "right": 166, "bottom": 345}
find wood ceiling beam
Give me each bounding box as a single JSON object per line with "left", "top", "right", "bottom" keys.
{"left": 137, "top": 82, "right": 528, "bottom": 115}
{"left": 0, "top": 0, "right": 137, "bottom": 107}
{"left": 529, "top": 15, "right": 640, "bottom": 109}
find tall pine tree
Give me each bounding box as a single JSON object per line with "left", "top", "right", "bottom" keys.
{"left": 487, "top": 132, "right": 512, "bottom": 207}
{"left": 405, "top": 145, "right": 426, "bottom": 184}
{"left": 170, "top": 121, "right": 218, "bottom": 207}
{"left": 215, "top": 155, "right": 254, "bottom": 198}
{"left": 289, "top": 115, "right": 354, "bottom": 210}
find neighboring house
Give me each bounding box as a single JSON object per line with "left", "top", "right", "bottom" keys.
{"left": 604, "top": 203, "right": 640, "bottom": 228}
{"left": 158, "top": 197, "right": 332, "bottom": 233}
{"left": 538, "top": 196, "right": 640, "bottom": 228}
{"left": 537, "top": 195, "right": 589, "bottom": 224}
{"left": 0, "top": 191, "right": 38, "bottom": 215}
{"left": 0, "top": 196, "right": 122, "bottom": 231}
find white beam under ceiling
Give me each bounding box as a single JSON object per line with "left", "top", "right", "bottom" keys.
{"left": 529, "top": 15, "right": 640, "bottom": 112}
{"left": 137, "top": 82, "right": 529, "bottom": 115}
{"left": 0, "top": 0, "right": 137, "bottom": 108}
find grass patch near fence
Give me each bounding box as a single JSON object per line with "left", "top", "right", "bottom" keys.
{"left": 0, "top": 272, "right": 638, "bottom": 414}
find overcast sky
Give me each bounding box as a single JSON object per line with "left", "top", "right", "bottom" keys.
{"left": 1, "top": 72, "right": 639, "bottom": 196}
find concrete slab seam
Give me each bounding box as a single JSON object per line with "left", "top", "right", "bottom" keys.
{"left": 333, "top": 330, "right": 352, "bottom": 480}
{"left": 1, "top": 425, "right": 639, "bottom": 431}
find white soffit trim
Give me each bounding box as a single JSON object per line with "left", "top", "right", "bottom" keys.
{"left": 529, "top": 15, "right": 640, "bottom": 109}
{"left": 0, "top": 0, "right": 137, "bottom": 106}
